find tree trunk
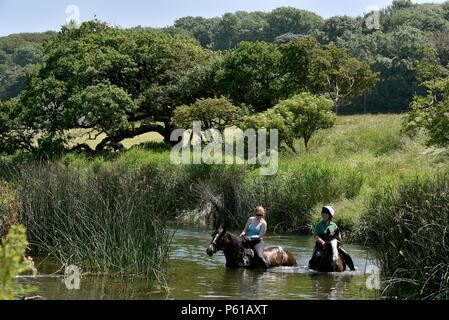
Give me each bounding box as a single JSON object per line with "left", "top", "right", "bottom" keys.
{"left": 363, "top": 88, "right": 367, "bottom": 114}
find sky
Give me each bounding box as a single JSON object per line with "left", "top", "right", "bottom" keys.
{"left": 0, "top": 0, "right": 447, "bottom": 37}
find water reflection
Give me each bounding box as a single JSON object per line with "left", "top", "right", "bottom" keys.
{"left": 309, "top": 273, "right": 354, "bottom": 300}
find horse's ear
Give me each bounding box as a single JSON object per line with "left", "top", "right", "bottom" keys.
{"left": 221, "top": 227, "right": 227, "bottom": 235}
{"left": 326, "top": 229, "right": 330, "bottom": 236}
{"left": 335, "top": 228, "right": 340, "bottom": 237}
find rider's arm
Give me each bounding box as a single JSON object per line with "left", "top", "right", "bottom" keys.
{"left": 240, "top": 218, "right": 251, "bottom": 237}
{"left": 314, "top": 235, "right": 326, "bottom": 246}
{"left": 313, "top": 223, "right": 326, "bottom": 246}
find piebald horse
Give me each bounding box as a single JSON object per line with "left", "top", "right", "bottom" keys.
{"left": 308, "top": 228, "right": 355, "bottom": 272}
{"left": 206, "top": 228, "right": 297, "bottom": 268}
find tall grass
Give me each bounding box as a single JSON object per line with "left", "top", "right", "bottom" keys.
{"left": 357, "top": 172, "right": 449, "bottom": 299}
{"left": 3, "top": 160, "right": 188, "bottom": 286}
{"left": 184, "top": 156, "right": 364, "bottom": 233}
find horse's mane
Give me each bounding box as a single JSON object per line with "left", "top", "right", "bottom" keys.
{"left": 225, "top": 231, "right": 245, "bottom": 249}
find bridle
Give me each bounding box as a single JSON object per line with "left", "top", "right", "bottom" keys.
{"left": 208, "top": 232, "right": 223, "bottom": 252}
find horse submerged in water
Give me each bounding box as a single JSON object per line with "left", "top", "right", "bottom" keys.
{"left": 206, "top": 228, "right": 297, "bottom": 268}
{"left": 308, "top": 228, "right": 355, "bottom": 272}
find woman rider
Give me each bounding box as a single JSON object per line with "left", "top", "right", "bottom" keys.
{"left": 309, "top": 206, "right": 338, "bottom": 269}
{"left": 240, "top": 206, "right": 270, "bottom": 269}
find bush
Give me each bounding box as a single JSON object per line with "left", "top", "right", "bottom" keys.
{"left": 0, "top": 182, "right": 37, "bottom": 300}
{"left": 0, "top": 225, "right": 38, "bottom": 300}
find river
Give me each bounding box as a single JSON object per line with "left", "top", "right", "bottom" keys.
{"left": 18, "top": 225, "right": 379, "bottom": 300}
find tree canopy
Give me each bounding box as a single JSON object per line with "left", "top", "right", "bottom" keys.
{"left": 402, "top": 47, "right": 449, "bottom": 147}
{"left": 1, "top": 21, "right": 218, "bottom": 153}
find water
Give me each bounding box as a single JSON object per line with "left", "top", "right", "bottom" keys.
{"left": 18, "top": 225, "right": 378, "bottom": 300}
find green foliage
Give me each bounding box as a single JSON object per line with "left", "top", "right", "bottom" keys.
{"left": 265, "top": 7, "right": 324, "bottom": 42}
{"left": 174, "top": 16, "right": 220, "bottom": 47}
{"left": 402, "top": 47, "right": 449, "bottom": 147}
{"left": 213, "top": 11, "right": 269, "bottom": 50}
{"left": 2, "top": 3, "right": 449, "bottom": 115}
{"left": 0, "top": 32, "right": 55, "bottom": 101}
{"left": 279, "top": 39, "right": 379, "bottom": 114}
{"left": 4, "top": 20, "right": 216, "bottom": 154}
{"left": 240, "top": 106, "right": 292, "bottom": 149}
{"left": 382, "top": 2, "right": 449, "bottom": 33}
{"left": 216, "top": 41, "right": 282, "bottom": 111}
{"left": 321, "top": 44, "right": 379, "bottom": 114}
{"left": 171, "top": 96, "right": 240, "bottom": 131}
{"left": 0, "top": 99, "right": 38, "bottom": 155}
{"left": 14, "top": 160, "right": 182, "bottom": 282}
{"left": 322, "top": 15, "right": 362, "bottom": 44}
{"left": 279, "top": 37, "right": 326, "bottom": 96}
{"left": 0, "top": 225, "right": 38, "bottom": 300}
{"left": 275, "top": 93, "right": 336, "bottom": 150}
{"left": 0, "top": 183, "right": 37, "bottom": 300}
{"left": 241, "top": 93, "right": 335, "bottom": 151}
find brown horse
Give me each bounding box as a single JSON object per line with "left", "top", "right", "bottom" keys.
{"left": 206, "top": 228, "right": 297, "bottom": 268}
{"left": 308, "top": 228, "right": 355, "bottom": 272}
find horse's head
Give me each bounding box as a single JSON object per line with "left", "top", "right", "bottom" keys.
{"left": 206, "top": 227, "right": 228, "bottom": 256}
{"left": 324, "top": 228, "right": 343, "bottom": 270}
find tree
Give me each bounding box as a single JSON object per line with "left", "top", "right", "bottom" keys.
{"left": 402, "top": 47, "right": 449, "bottom": 147}
{"left": 274, "top": 93, "right": 336, "bottom": 150}
{"left": 382, "top": 1, "right": 449, "bottom": 33}
{"left": 5, "top": 20, "right": 216, "bottom": 154}
{"left": 174, "top": 16, "right": 220, "bottom": 47}
{"left": 0, "top": 99, "right": 37, "bottom": 155}
{"left": 216, "top": 41, "right": 283, "bottom": 112}
{"left": 171, "top": 96, "right": 240, "bottom": 132}
{"left": 321, "top": 15, "right": 362, "bottom": 44}
{"left": 320, "top": 44, "right": 379, "bottom": 114}
{"left": 279, "top": 37, "right": 326, "bottom": 97}
{"left": 240, "top": 106, "right": 294, "bottom": 151}
{"left": 266, "top": 7, "right": 324, "bottom": 42}
{"left": 241, "top": 93, "right": 335, "bottom": 152}
{"left": 213, "top": 11, "right": 268, "bottom": 50}
{"left": 280, "top": 39, "right": 379, "bottom": 114}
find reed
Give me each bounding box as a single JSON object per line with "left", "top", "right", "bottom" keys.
{"left": 5, "top": 160, "right": 185, "bottom": 285}
{"left": 358, "top": 172, "right": 449, "bottom": 299}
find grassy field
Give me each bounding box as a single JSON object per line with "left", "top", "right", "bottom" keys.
{"left": 287, "top": 114, "right": 449, "bottom": 235}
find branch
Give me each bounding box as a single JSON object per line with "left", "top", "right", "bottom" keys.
{"left": 95, "top": 123, "right": 165, "bottom": 152}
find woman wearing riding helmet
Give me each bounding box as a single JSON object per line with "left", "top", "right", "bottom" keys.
{"left": 240, "top": 206, "right": 270, "bottom": 269}
{"left": 309, "top": 206, "right": 338, "bottom": 269}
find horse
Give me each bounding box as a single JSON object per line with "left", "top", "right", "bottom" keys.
{"left": 206, "top": 228, "right": 297, "bottom": 269}
{"left": 308, "top": 228, "right": 355, "bottom": 272}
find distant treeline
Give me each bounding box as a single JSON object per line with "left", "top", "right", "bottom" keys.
{"left": 1, "top": 0, "right": 449, "bottom": 113}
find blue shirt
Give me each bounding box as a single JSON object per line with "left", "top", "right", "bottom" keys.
{"left": 248, "top": 220, "right": 263, "bottom": 237}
